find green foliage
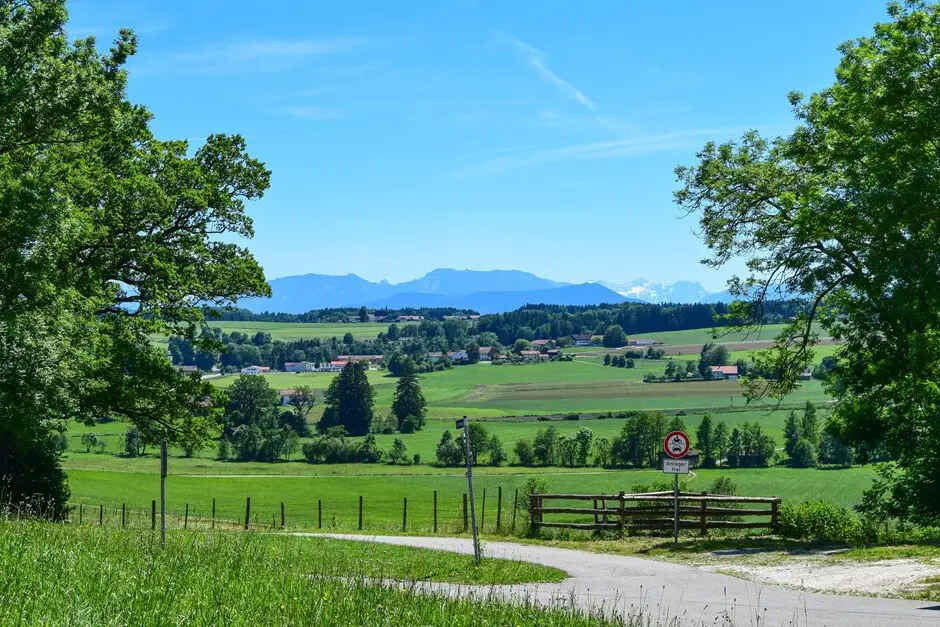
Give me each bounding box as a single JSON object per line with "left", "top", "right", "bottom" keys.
{"left": 610, "top": 412, "right": 667, "bottom": 468}
{"left": 391, "top": 365, "right": 426, "bottom": 431}
{"left": 603, "top": 354, "right": 611, "bottom": 366}
{"left": 696, "top": 414, "right": 715, "bottom": 467}
{"left": 707, "top": 476, "right": 737, "bottom": 496}
{"left": 513, "top": 439, "right": 535, "bottom": 466}
{"left": 488, "top": 435, "right": 506, "bottom": 467}
{"left": 778, "top": 500, "right": 864, "bottom": 544}
{"left": 602, "top": 325, "right": 626, "bottom": 348}
{"left": 302, "top": 432, "right": 383, "bottom": 464}
{"left": 388, "top": 438, "right": 408, "bottom": 465}
{"left": 712, "top": 421, "right": 729, "bottom": 467}
{"left": 434, "top": 430, "right": 463, "bottom": 467}
{"left": 123, "top": 428, "right": 142, "bottom": 458}
{"left": 726, "top": 422, "right": 775, "bottom": 468}
{"left": 532, "top": 426, "right": 559, "bottom": 466}
{"left": 677, "top": 1, "right": 940, "bottom": 522}
{"left": 791, "top": 439, "right": 819, "bottom": 468}
{"left": 321, "top": 362, "right": 375, "bottom": 436}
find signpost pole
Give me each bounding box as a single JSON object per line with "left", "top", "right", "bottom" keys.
{"left": 160, "top": 439, "right": 167, "bottom": 548}
{"left": 458, "top": 416, "right": 481, "bottom": 565}
{"left": 673, "top": 473, "right": 679, "bottom": 544}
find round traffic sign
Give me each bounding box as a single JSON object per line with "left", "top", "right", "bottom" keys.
{"left": 664, "top": 431, "right": 690, "bottom": 459}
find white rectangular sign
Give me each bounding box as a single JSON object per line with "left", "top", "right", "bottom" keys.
{"left": 662, "top": 458, "right": 690, "bottom": 474}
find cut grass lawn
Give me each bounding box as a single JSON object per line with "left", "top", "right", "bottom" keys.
{"left": 0, "top": 520, "right": 597, "bottom": 625}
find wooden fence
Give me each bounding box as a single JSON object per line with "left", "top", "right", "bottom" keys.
{"left": 529, "top": 491, "right": 781, "bottom": 534}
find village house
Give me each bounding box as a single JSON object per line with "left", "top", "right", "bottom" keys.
{"left": 284, "top": 361, "right": 317, "bottom": 373}
{"left": 175, "top": 365, "right": 199, "bottom": 374}
{"left": 531, "top": 339, "right": 553, "bottom": 350}
{"left": 710, "top": 365, "right": 739, "bottom": 380}
{"left": 396, "top": 315, "right": 423, "bottom": 322}
{"left": 571, "top": 333, "right": 592, "bottom": 346}
{"left": 240, "top": 365, "right": 270, "bottom": 375}
{"left": 278, "top": 389, "right": 296, "bottom": 406}
{"left": 520, "top": 350, "right": 549, "bottom": 362}
{"left": 320, "top": 361, "right": 346, "bottom": 373}
{"left": 478, "top": 346, "right": 494, "bottom": 361}
{"left": 628, "top": 339, "right": 658, "bottom": 347}
{"left": 448, "top": 350, "right": 469, "bottom": 363}
{"left": 427, "top": 352, "right": 444, "bottom": 363}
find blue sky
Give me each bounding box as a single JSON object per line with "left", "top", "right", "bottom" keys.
{"left": 69, "top": 0, "right": 888, "bottom": 291}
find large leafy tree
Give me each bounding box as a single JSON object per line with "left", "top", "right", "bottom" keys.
{"left": 675, "top": 0, "right": 940, "bottom": 520}
{"left": 0, "top": 1, "right": 270, "bottom": 511}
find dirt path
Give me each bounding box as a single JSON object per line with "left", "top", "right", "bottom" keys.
{"left": 299, "top": 533, "right": 940, "bottom": 626}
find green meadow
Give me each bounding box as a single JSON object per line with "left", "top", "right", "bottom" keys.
{"left": 208, "top": 320, "right": 389, "bottom": 341}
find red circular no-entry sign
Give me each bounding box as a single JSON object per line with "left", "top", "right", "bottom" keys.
{"left": 664, "top": 431, "right": 690, "bottom": 459}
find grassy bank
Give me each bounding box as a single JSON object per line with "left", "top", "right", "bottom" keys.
{"left": 0, "top": 520, "right": 606, "bottom": 625}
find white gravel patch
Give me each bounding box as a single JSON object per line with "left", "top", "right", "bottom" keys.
{"left": 702, "top": 558, "right": 940, "bottom": 597}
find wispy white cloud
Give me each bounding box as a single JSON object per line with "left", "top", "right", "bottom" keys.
{"left": 285, "top": 106, "right": 347, "bottom": 121}
{"left": 453, "top": 129, "right": 739, "bottom": 177}
{"left": 164, "top": 38, "right": 365, "bottom": 73}
{"left": 498, "top": 32, "right": 617, "bottom": 131}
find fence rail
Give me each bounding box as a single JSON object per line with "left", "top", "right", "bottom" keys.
{"left": 530, "top": 491, "right": 781, "bottom": 534}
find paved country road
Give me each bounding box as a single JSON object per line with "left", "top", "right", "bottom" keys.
{"left": 298, "top": 533, "right": 940, "bottom": 626}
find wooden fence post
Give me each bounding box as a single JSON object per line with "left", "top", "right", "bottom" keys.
{"left": 481, "top": 488, "right": 486, "bottom": 532}
{"left": 771, "top": 498, "right": 780, "bottom": 532}
{"left": 151, "top": 500, "right": 155, "bottom": 530}
{"left": 244, "top": 496, "right": 251, "bottom": 530}
{"left": 211, "top": 498, "right": 216, "bottom": 530}
{"left": 618, "top": 492, "right": 626, "bottom": 530}
{"left": 122, "top": 503, "right": 126, "bottom": 528}
{"left": 496, "top": 486, "right": 502, "bottom": 532}
{"left": 700, "top": 491, "right": 708, "bottom": 536}
{"left": 99, "top": 504, "right": 103, "bottom": 526}
{"left": 184, "top": 503, "right": 189, "bottom": 530}
{"left": 462, "top": 493, "right": 468, "bottom": 532}
{"left": 529, "top": 494, "right": 538, "bottom": 531}
{"left": 318, "top": 499, "right": 322, "bottom": 529}
{"left": 79, "top": 503, "right": 83, "bottom": 525}
{"left": 280, "top": 502, "right": 285, "bottom": 530}
{"left": 511, "top": 488, "right": 518, "bottom": 532}
{"left": 402, "top": 497, "right": 407, "bottom": 533}
{"left": 433, "top": 490, "right": 438, "bottom": 534}
{"left": 358, "top": 496, "right": 363, "bottom": 531}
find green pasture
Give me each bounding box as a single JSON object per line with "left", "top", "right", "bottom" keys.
{"left": 208, "top": 321, "right": 389, "bottom": 341}
{"left": 64, "top": 406, "right": 810, "bottom": 472}
{"left": 629, "top": 324, "right": 795, "bottom": 346}
{"left": 66, "top": 465, "right": 876, "bottom": 534}
{"left": 205, "top": 361, "right": 829, "bottom": 419}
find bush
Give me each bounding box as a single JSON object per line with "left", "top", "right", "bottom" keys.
{"left": 562, "top": 413, "right": 580, "bottom": 421}
{"left": 791, "top": 439, "right": 819, "bottom": 468}
{"left": 371, "top": 413, "right": 396, "bottom": 435}
{"left": 707, "top": 476, "right": 738, "bottom": 495}
{"left": 518, "top": 475, "right": 550, "bottom": 535}
{"left": 412, "top": 453, "right": 421, "bottom": 465}
{"left": 513, "top": 439, "right": 535, "bottom": 466}
{"left": 777, "top": 500, "right": 863, "bottom": 544}
{"left": 400, "top": 415, "right": 420, "bottom": 434}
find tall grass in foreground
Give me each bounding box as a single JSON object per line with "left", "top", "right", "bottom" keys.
{"left": 0, "top": 520, "right": 635, "bottom": 625}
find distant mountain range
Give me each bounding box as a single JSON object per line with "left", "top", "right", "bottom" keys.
{"left": 596, "top": 279, "right": 732, "bottom": 304}
{"left": 237, "top": 268, "right": 732, "bottom": 315}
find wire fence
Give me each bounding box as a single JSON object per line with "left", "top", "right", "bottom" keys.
{"left": 66, "top": 487, "right": 526, "bottom": 536}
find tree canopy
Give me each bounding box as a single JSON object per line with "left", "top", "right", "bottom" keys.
{"left": 676, "top": 0, "right": 940, "bottom": 521}
{"left": 0, "top": 1, "right": 270, "bottom": 510}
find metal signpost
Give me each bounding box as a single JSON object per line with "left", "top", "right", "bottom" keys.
{"left": 457, "top": 416, "right": 481, "bottom": 565}
{"left": 160, "top": 439, "right": 168, "bottom": 547}
{"left": 662, "top": 431, "right": 690, "bottom": 544}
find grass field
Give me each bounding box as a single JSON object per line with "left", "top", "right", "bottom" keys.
{"left": 0, "top": 520, "right": 605, "bottom": 625}
{"left": 206, "top": 360, "right": 830, "bottom": 419}
{"left": 65, "top": 464, "right": 876, "bottom": 535}
{"left": 208, "top": 321, "right": 389, "bottom": 341}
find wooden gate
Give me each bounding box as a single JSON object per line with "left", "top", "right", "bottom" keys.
{"left": 529, "top": 491, "right": 780, "bottom": 534}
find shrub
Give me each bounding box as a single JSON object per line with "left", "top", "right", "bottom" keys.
{"left": 52, "top": 434, "right": 68, "bottom": 453}
{"left": 518, "top": 476, "right": 550, "bottom": 535}
{"left": 217, "top": 438, "right": 230, "bottom": 461}
{"left": 371, "top": 413, "right": 396, "bottom": 435}
{"left": 777, "top": 500, "right": 863, "bottom": 544}
{"left": 400, "top": 415, "right": 420, "bottom": 434}
{"left": 791, "top": 439, "right": 819, "bottom": 468}
{"left": 563, "top": 413, "right": 580, "bottom": 421}
{"left": 124, "top": 428, "right": 142, "bottom": 458}
{"left": 707, "top": 476, "right": 738, "bottom": 495}
{"left": 80, "top": 433, "right": 98, "bottom": 453}
{"left": 513, "top": 439, "right": 535, "bottom": 466}
{"left": 412, "top": 453, "right": 421, "bottom": 465}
